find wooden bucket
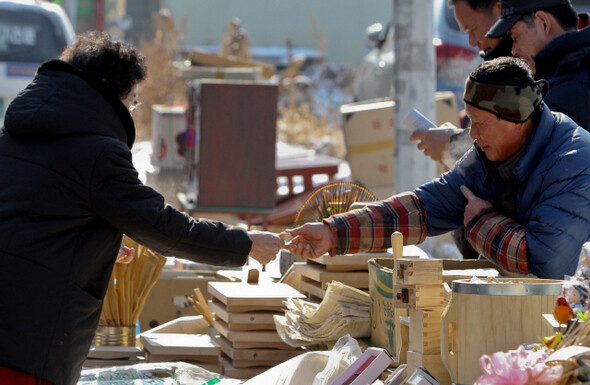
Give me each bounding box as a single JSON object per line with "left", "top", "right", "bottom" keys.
{"left": 441, "top": 278, "right": 563, "bottom": 385}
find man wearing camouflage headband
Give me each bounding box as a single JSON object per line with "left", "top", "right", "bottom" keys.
{"left": 281, "top": 57, "right": 590, "bottom": 280}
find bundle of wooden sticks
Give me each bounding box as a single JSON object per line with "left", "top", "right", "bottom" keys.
{"left": 99, "top": 236, "right": 166, "bottom": 326}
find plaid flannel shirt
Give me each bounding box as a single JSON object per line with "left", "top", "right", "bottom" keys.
{"left": 324, "top": 190, "right": 530, "bottom": 275}
{"left": 324, "top": 191, "right": 427, "bottom": 255}
{"left": 466, "top": 209, "right": 529, "bottom": 275}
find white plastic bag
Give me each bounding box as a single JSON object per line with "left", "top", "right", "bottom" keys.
{"left": 243, "top": 334, "right": 362, "bottom": 385}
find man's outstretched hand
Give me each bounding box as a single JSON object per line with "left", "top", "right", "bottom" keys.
{"left": 279, "top": 222, "right": 334, "bottom": 259}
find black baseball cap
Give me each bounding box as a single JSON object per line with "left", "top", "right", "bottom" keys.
{"left": 486, "top": 0, "right": 571, "bottom": 38}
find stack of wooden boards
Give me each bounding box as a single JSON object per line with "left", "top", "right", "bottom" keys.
{"left": 208, "top": 281, "right": 307, "bottom": 379}
{"left": 293, "top": 249, "right": 421, "bottom": 301}
{"left": 394, "top": 258, "right": 451, "bottom": 385}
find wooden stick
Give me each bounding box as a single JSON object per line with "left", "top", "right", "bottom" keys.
{"left": 193, "top": 288, "right": 215, "bottom": 326}
{"left": 110, "top": 273, "right": 120, "bottom": 326}
{"left": 115, "top": 263, "right": 129, "bottom": 325}
{"left": 187, "top": 296, "right": 214, "bottom": 327}
{"left": 391, "top": 231, "right": 403, "bottom": 285}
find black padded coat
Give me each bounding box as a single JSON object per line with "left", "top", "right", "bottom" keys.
{"left": 0, "top": 60, "right": 252, "bottom": 385}
{"left": 535, "top": 25, "right": 590, "bottom": 130}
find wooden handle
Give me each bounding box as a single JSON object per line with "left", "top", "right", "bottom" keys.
{"left": 193, "top": 288, "right": 215, "bottom": 326}
{"left": 441, "top": 294, "right": 458, "bottom": 385}
{"left": 391, "top": 231, "right": 403, "bottom": 260}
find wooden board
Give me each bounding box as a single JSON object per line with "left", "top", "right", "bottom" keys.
{"left": 218, "top": 338, "right": 297, "bottom": 368}
{"left": 309, "top": 247, "right": 425, "bottom": 272}
{"left": 217, "top": 335, "right": 303, "bottom": 363}
{"left": 299, "top": 277, "right": 326, "bottom": 300}
{"left": 294, "top": 262, "right": 369, "bottom": 289}
{"left": 188, "top": 49, "right": 275, "bottom": 79}
{"left": 145, "top": 352, "right": 220, "bottom": 364}
{"left": 213, "top": 318, "right": 284, "bottom": 343}
{"left": 221, "top": 337, "right": 298, "bottom": 351}
{"left": 306, "top": 258, "right": 369, "bottom": 272}
{"left": 208, "top": 281, "right": 305, "bottom": 312}
{"left": 299, "top": 276, "right": 367, "bottom": 301}
{"left": 189, "top": 80, "right": 278, "bottom": 210}
{"left": 220, "top": 355, "right": 269, "bottom": 380}
{"left": 87, "top": 346, "right": 143, "bottom": 360}
{"left": 140, "top": 332, "right": 220, "bottom": 356}
{"left": 210, "top": 300, "right": 278, "bottom": 331}
{"left": 309, "top": 253, "right": 385, "bottom": 272}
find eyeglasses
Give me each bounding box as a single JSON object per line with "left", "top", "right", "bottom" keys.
{"left": 128, "top": 91, "right": 142, "bottom": 112}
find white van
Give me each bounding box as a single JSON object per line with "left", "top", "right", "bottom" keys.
{"left": 0, "top": 0, "right": 74, "bottom": 122}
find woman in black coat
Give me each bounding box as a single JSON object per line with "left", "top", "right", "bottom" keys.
{"left": 0, "top": 31, "right": 284, "bottom": 385}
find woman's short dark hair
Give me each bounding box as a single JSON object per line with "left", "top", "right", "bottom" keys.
{"left": 521, "top": 4, "right": 578, "bottom": 31}
{"left": 60, "top": 31, "right": 147, "bottom": 99}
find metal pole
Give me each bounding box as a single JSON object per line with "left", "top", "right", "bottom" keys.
{"left": 393, "top": 0, "right": 436, "bottom": 192}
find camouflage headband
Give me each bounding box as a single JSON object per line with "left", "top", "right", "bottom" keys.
{"left": 463, "top": 76, "right": 548, "bottom": 123}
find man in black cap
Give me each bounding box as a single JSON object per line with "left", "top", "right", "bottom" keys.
{"left": 486, "top": 0, "right": 590, "bottom": 129}
{"left": 411, "top": 0, "right": 513, "bottom": 172}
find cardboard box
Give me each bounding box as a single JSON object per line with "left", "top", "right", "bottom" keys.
{"left": 369, "top": 258, "right": 407, "bottom": 360}
{"left": 138, "top": 270, "right": 231, "bottom": 332}
{"left": 151, "top": 104, "right": 188, "bottom": 173}
{"left": 339, "top": 92, "right": 459, "bottom": 199}
{"left": 340, "top": 99, "right": 395, "bottom": 198}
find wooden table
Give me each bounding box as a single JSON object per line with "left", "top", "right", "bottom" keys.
{"left": 276, "top": 153, "right": 341, "bottom": 197}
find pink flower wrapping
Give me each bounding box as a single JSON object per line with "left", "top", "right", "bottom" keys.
{"left": 475, "top": 345, "right": 563, "bottom": 385}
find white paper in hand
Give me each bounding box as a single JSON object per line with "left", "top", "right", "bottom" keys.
{"left": 402, "top": 109, "right": 437, "bottom": 132}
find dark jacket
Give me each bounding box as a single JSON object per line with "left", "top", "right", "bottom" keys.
{"left": 0, "top": 60, "right": 252, "bottom": 385}
{"left": 417, "top": 105, "right": 590, "bottom": 279}
{"left": 534, "top": 25, "right": 590, "bottom": 130}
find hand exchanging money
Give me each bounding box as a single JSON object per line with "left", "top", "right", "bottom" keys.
{"left": 279, "top": 222, "right": 334, "bottom": 259}
{"left": 248, "top": 230, "right": 285, "bottom": 265}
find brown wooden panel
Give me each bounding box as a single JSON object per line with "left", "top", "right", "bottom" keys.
{"left": 194, "top": 80, "right": 278, "bottom": 209}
